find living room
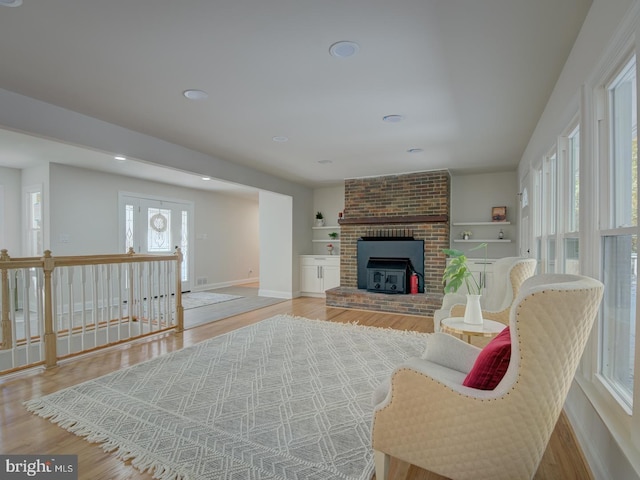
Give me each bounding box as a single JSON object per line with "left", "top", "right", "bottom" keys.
{"left": 1, "top": 1, "right": 640, "bottom": 479}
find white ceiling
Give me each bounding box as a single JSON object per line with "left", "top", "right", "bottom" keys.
{"left": 0, "top": 0, "right": 591, "bottom": 190}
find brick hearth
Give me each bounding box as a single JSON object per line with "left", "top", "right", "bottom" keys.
{"left": 325, "top": 170, "right": 450, "bottom": 318}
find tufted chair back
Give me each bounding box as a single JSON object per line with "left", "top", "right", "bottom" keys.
{"left": 373, "top": 273, "right": 603, "bottom": 480}
{"left": 433, "top": 257, "right": 537, "bottom": 331}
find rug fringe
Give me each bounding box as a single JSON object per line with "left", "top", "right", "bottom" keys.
{"left": 24, "top": 399, "right": 188, "bottom": 480}
{"left": 277, "top": 313, "right": 430, "bottom": 337}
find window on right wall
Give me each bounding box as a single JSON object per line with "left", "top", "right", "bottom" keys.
{"left": 600, "top": 54, "right": 637, "bottom": 410}
{"left": 561, "top": 124, "right": 580, "bottom": 275}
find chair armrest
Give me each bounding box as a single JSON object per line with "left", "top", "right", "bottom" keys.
{"left": 450, "top": 303, "right": 466, "bottom": 318}
{"left": 439, "top": 292, "right": 467, "bottom": 311}
{"left": 421, "top": 332, "right": 481, "bottom": 373}
{"left": 479, "top": 309, "right": 509, "bottom": 324}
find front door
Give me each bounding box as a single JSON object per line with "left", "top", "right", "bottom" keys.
{"left": 120, "top": 193, "right": 193, "bottom": 292}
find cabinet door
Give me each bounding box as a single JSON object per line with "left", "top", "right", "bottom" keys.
{"left": 322, "top": 265, "right": 340, "bottom": 291}
{"left": 301, "top": 264, "right": 323, "bottom": 293}
{"left": 467, "top": 261, "right": 493, "bottom": 295}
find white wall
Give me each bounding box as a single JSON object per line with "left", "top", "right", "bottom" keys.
{"left": 312, "top": 184, "right": 345, "bottom": 255}
{"left": 259, "top": 190, "right": 293, "bottom": 298}
{"left": 450, "top": 171, "right": 518, "bottom": 259}
{"left": 49, "top": 163, "right": 260, "bottom": 289}
{"left": 0, "top": 166, "right": 20, "bottom": 254}
{"left": 518, "top": 0, "right": 639, "bottom": 478}
{"left": 313, "top": 185, "right": 345, "bottom": 227}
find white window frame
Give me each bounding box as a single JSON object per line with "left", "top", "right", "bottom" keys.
{"left": 594, "top": 52, "right": 638, "bottom": 415}
{"left": 524, "top": 11, "right": 640, "bottom": 472}
{"left": 571, "top": 45, "right": 640, "bottom": 461}
{"left": 558, "top": 120, "right": 581, "bottom": 274}
{"left": 23, "top": 184, "right": 43, "bottom": 257}
{"left": 534, "top": 148, "right": 559, "bottom": 273}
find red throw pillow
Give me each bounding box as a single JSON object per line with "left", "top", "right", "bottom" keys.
{"left": 463, "top": 326, "right": 511, "bottom": 390}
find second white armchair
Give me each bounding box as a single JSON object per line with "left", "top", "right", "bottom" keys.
{"left": 433, "top": 256, "right": 537, "bottom": 331}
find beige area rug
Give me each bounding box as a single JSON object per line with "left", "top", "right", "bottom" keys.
{"left": 25, "top": 314, "right": 428, "bottom": 480}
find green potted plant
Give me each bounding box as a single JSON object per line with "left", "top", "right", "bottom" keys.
{"left": 315, "top": 211, "right": 324, "bottom": 226}
{"left": 442, "top": 243, "right": 487, "bottom": 325}
{"left": 328, "top": 232, "right": 338, "bottom": 240}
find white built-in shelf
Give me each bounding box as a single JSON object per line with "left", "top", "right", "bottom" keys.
{"left": 312, "top": 226, "right": 341, "bottom": 230}
{"left": 453, "top": 239, "right": 512, "bottom": 243}
{"left": 312, "top": 239, "right": 341, "bottom": 243}
{"left": 452, "top": 221, "right": 511, "bottom": 226}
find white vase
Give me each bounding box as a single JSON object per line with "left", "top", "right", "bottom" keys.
{"left": 463, "top": 294, "right": 483, "bottom": 325}
{"left": 315, "top": 219, "right": 325, "bottom": 227}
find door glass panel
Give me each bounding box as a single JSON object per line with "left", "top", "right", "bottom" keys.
{"left": 147, "top": 208, "right": 172, "bottom": 252}
{"left": 28, "top": 190, "right": 43, "bottom": 256}
{"left": 181, "top": 210, "right": 188, "bottom": 282}
{"left": 125, "top": 204, "right": 135, "bottom": 252}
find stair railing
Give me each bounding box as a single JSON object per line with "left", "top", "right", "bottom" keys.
{"left": 0, "top": 248, "right": 183, "bottom": 374}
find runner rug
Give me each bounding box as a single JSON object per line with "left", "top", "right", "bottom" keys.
{"left": 181, "top": 291, "right": 242, "bottom": 310}
{"left": 25, "top": 314, "right": 428, "bottom": 480}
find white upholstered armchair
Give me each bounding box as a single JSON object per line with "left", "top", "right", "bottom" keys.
{"left": 433, "top": 256, "right": 537, "bottom": 331}
{"left": 372, "top": 273, "right": 604, "bottom": 480}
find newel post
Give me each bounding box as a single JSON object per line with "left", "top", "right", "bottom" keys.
{"left": 42, "top": 250, "right": 57, "bottom": 368}
{"left": 174, "top": 247, "right": 184, "bottom": 333}
{"left": 1, "top": 249, "right": 11, "bottom": 350}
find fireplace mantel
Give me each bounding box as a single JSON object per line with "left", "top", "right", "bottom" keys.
{"left": 338, "top": 214, "right": 448, "bottom": 225}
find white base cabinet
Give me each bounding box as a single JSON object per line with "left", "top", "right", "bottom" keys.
{"left": 467, "top": 258, "right": 494, "bottom": 295}
{"left": 446, "top": 258, "right": 495, "bottom": 296}
{"left": 300, "top": 255, "right": 340, "bottom": 296}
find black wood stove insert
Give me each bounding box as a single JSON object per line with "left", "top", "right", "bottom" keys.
{"left": 366, "top": 257, "right": 413, "bottom": 293}
{"left": 357, "top": 233, "right": 424, "bottom": 294}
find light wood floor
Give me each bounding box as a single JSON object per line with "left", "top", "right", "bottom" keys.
{"left": 0, "top": 295, "right": 592, "bottom": 480}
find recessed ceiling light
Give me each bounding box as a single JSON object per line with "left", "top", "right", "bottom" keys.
{"left": 114, "top": 155, "right": 127, "bottom": 161}
{"left": 272, "top": 136, "right": 288, "bottom": 143}
{"left": 407, "top": 148, "right": 424, "bottom": 154}
{"left": 0, "top": 0, "right": 22, "bottom": 6}
{"left": 201, "top": 176, "right": 211, "bottom": 181}
{"left": 183, "top": 89, "right": 209, "bottom": 101}
{"left": 329, "top": 41, "right": 360, "bottom": 58}
{"left": 318, "top": 160, "right": 333, "bottom": 165}
{"left": 383, "top": 115, "right": 404, "bottom": 123}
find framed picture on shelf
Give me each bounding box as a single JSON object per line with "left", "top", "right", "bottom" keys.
{"left": 492, "top": 206, "right": 507, "bottom": 222}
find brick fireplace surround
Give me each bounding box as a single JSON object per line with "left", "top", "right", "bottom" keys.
{"left": 325, "top": 170, "right": 450, "bottom": 318}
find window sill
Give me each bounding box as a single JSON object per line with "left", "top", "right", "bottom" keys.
{"left": 572, "top": 375, "right": 640, "bottom": 476}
